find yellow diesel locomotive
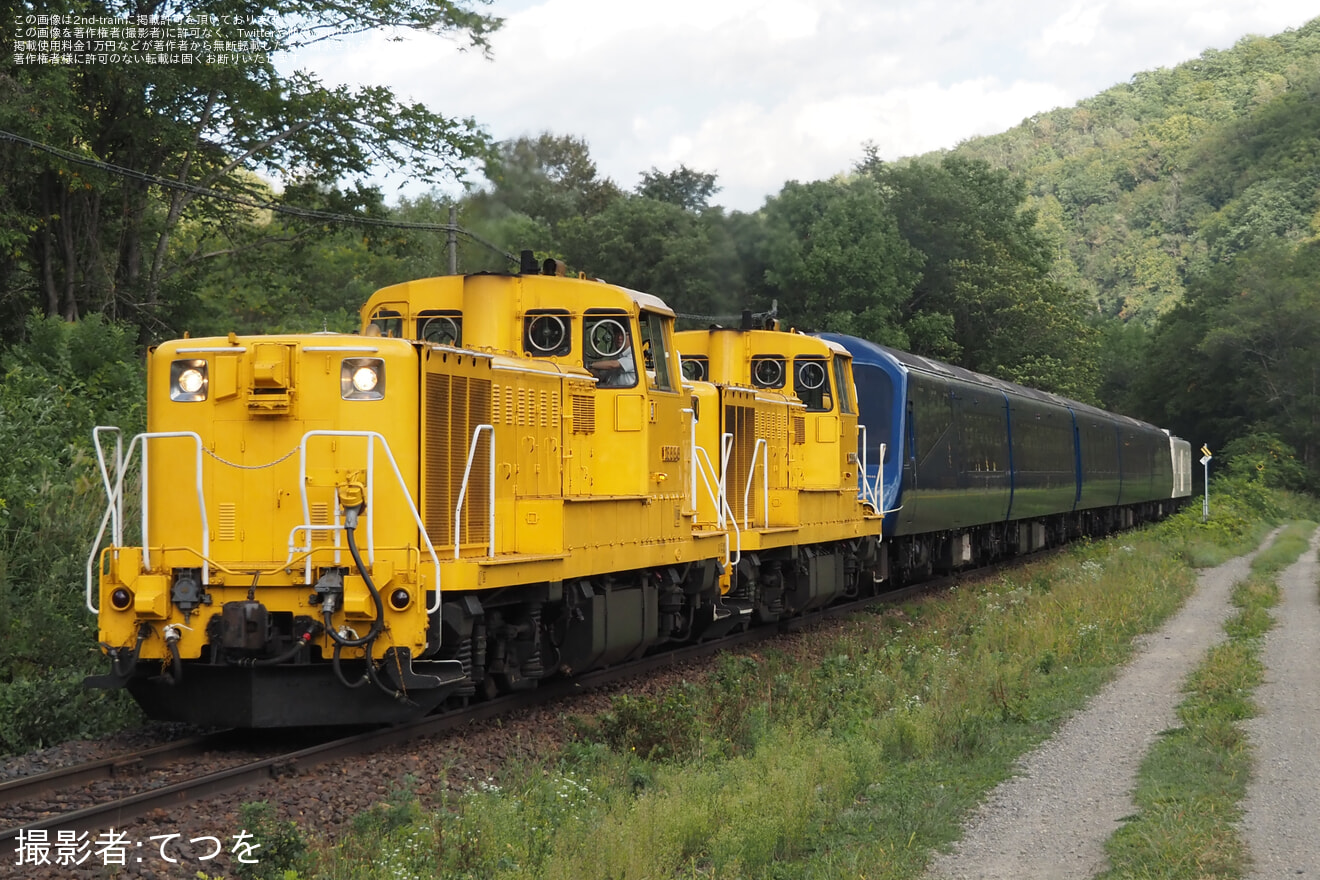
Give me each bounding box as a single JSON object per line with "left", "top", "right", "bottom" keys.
{"left": 87, "top": 256, "right": 883, "bottom": 726}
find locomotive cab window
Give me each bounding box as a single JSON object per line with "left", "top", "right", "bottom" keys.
{"left": 524, "top": 309, "right": 571, "bottom": 358}
{"left": 367, "top": 308, "right": 403, "bottom": 339}
{"left": 638, "top": 311, "right": 674, "bottom": 391}
{"left": 833, "top": 355, "right": 855, "bottom": 414}
{"left": 751, "top": 356, "right": 786, "bottom": 389}
{"left": 680, "top": 355, "right": 708, "bottom": 382}
{"left": 584, "top": 314, "right": 637, "bottom": 388}
{"left": 794, "top": 357, "right": 832, "bottom": 411}
{"left": 417, "top": 310, "right": 461, "bottom": 347}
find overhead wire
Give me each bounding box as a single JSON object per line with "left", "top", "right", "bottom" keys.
{"left": 0, "top": 127, "right": 520, "bottom": 264}
{"left": 3, "top": 128, "right": 777, "bottom": 321}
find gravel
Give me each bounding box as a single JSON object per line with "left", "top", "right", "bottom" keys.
{"left": 1241, "top": 528, "right": 1320, "bottom": 878}
{"left": 925, "top": 531, "right": 1279, "bottom": 880}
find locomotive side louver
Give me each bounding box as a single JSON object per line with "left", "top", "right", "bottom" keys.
{"left": 425, "top": 372, "right": 493, "bottom": 551}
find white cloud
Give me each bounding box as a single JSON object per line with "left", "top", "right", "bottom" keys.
{"left": 280, "top": 1, "right": 1318, "bottom": 211}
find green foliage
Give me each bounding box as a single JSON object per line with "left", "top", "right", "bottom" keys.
{"left": 558, "top": 193, "right": 743, "bottom": 320}
{"left": 0, "top": 313, "right": 147, "bottom": 754}
{"left": 1220, "top": 432, "right": 1311, "bottom": 490}
{"left": 1136, "top": 240, "right": 1320, "bottom": 486}
{"left": 587, "top": 685, "right": 701, "bottom": 762}
{"left": 235, "top": 802, "right": 309, "bottom": 880}
{"left": 636, "top": 165, "right": 721, "bottom": 212}
{"left": 1, "top": 0, "right": 499, "bottom": 339}
{"left": 760, "top": 177, "right": 923, "bottom": 344}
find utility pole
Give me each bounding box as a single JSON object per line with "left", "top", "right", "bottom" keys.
{"left": 447, "top": 205, "right": 458, "bottom": 275}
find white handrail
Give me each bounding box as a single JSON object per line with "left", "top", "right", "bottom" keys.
{"left": 683, "top": 407, "right": 697, "bottom": 514}
{"left": 138, "top": 432, "right": 210, "bottom": 584}
{"left": 85, "top": 500, "right": 117, "bottom": 614}
{"left": 298, "top": 430, "right": 444, "bottom": 614}
{"left": 857, "top": 425, "right": 886, "bottom": 513}
{"left": 742, "top": 437, "right": 769, "bottom": 530}
{"left": 693, "top": 444, "right": 741, "bottom": 568}
{"left": 719, "top": 432, "right": 733, "bottom": 529}
{"left": 453, "top": 424, "right": 496, "bottom": 560}
{"left": 85, "top": 430, "right": 210, "bottom": 613}
{"left": 92, "top": 427, "right": 123, "bottom": 546}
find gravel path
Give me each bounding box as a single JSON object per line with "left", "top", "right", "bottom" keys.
{"left": 1241, "top": 527, "right": 1320, "bottom": 878}
{"left": 925, "top": 532, "right": 1279, "bottom": 880}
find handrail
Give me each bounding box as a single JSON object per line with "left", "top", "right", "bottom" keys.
{"left": 857, "top": 425, "right": 886, "bottom": 513}
{"left": 453, "top": 424, "right": 496, "bottom": 560}
{"left": 92, "top": 427, "right": 123, "bottom": 546}
{"left": 682, "top": 408, "right": 697, "bottom": 515}
{"left": 85, "top": 430, "right": 210, "bottom": 613}
{"left": 742, "top": 438, "right": 769, "bottom": 530}
{"left": 693, "top": 444, "right": 741, "bottom": 568}
{"left": 298, "top": 430, "right": 444, "bottom": 614}
{"left": 140, "top": 432, "right": 210, "bottom": 582}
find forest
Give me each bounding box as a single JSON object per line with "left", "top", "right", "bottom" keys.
{"left": 0, "top": 1, "right": 1317, "bottom": 749}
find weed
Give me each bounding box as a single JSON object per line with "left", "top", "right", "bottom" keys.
{"left": 235, "top": 802, "right": 308, "bottom": 880}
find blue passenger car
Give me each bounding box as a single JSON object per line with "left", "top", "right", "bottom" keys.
{"left": 819, "top": 333, "right": 1184, "bottom": 580}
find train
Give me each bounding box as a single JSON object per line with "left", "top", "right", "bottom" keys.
{"left": 84, "top": 254, "right": 1191, "bottom": 727}
{"left": 824, "top": 335, "right": 1194, "bottom": 584}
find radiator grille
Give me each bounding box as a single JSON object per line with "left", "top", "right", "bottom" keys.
{"left": 425, "top": 373, "right": 493, "bottom": 550}
{"left": 793, "top": 415, "right": 806, "bottom": 445}
{"left": 724, "top": 402, "right": 756, "bottom": 523}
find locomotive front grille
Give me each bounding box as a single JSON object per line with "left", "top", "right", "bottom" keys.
{"left": 425, "top": 373, "right": 493, "bottom": 550}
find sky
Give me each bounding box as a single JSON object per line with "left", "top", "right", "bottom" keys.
{"left": 283, "top": 0, "right": 1317, "bottom": 212}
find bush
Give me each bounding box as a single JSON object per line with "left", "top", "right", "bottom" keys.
{"left": 0, "top": 313, "right": 146, "bottom": 754}
{"left": 1219, "top": 431, "right": 1311, "bottom": 492}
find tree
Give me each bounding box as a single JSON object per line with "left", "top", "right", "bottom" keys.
{"left": 1137, "top": 240, "right": 1320, "bottom": 478}
{"left": 558, "top": 194, "right": 742, "bottom": 320}
{"left": 858, "top": 153, "right": 1100, "bottom": 397}
{"left": 758, "top": 178, "right": 922, "bottom": 344}
{"left": 636, "top": 165, "right": 720, "bottom": 212}
{"left": 0, "top": 0, "right": 501, "bottom": 340}
{"left": 472, "top": 133, "right": 621, "bottom": 236}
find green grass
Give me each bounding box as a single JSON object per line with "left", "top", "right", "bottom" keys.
{"left": 250, "top": 491, "right": 1320, "bottom": 880}
{"left": 1097, "top": 521, "right": 1316, "bottom": 880}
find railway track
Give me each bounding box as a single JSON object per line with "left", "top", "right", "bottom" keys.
{"left": 0, "top": 578, "right": 935, "bottom": 848}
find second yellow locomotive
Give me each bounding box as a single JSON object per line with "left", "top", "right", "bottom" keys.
{"left": 88, "top": 255, "right": 883, "bottom": 726}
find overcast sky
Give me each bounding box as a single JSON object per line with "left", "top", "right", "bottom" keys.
{"left": 284, "top": 1, "right": 1317, "bottom": 212}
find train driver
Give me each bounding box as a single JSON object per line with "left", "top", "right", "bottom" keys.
{"left": 587, "top": 320, "right": 637, "bottom": 388}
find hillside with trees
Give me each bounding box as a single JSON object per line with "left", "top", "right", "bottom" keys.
{"left": 946, "top": 18, "right": 1320, "bottom": 476}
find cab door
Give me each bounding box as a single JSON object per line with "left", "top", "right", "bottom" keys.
{"left": 638, "top": 310, "right": 688, "bottom": 540}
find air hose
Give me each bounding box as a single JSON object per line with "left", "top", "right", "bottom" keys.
{"left": 321, "top": 504, "right": 386, "bottom": 648}
{"left": 324, "top": 502, "right": 408, "bottom": 702}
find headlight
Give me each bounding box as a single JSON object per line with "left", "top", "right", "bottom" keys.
{"left": 170, "top": 359, "right": 208, "bottom": 402}
{"left": 341, "top": 358, "right": 385, "bottom": 400}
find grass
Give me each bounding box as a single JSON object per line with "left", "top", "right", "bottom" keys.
{"left": 1096, "top": 520, "right": 1316, "bottom": 880}
{"left": 247, "top": 489, "right": 1320, "bottom": 880}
